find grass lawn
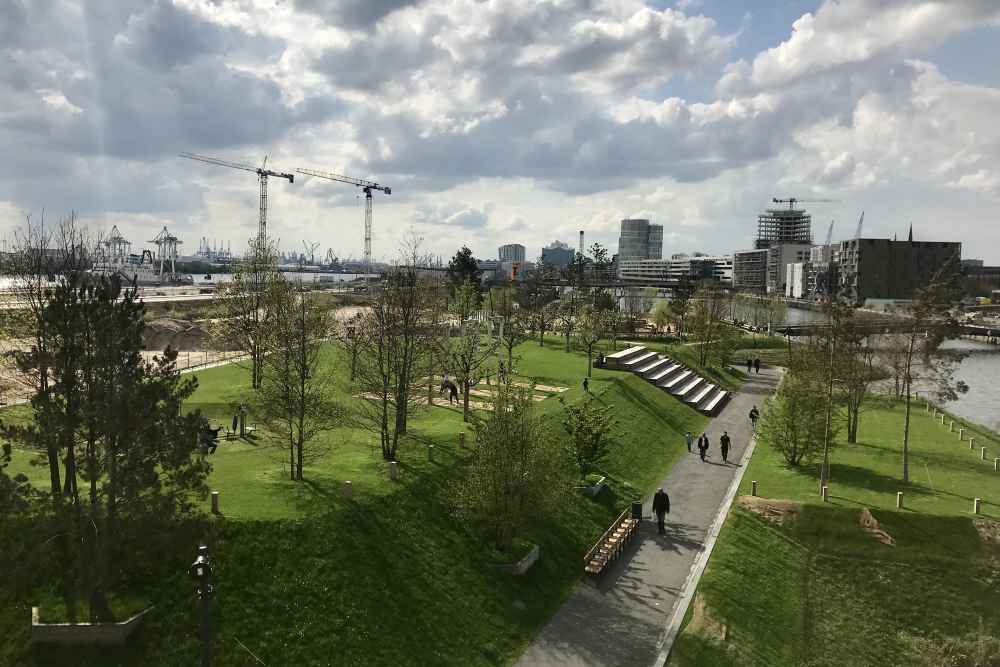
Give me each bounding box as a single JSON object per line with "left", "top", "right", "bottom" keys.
{"left": 739, "top": 401, "right": 1000, "bottom": 517}
{"left": 1, "top": 335, "right": 707, "bottom": 666}
{"left": 671, "top": 399, "right": 1000, "bottom": 666}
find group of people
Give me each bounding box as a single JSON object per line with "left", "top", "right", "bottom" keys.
{"left": 744, "top": 357, "right": 762, "bottom": 374}
{"left": 684, "top": 430, "right": 733, "bottom": 463}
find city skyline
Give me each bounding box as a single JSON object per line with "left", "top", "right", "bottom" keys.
{"left": 3, "top": 1, "right": 1000, "bottom": 262}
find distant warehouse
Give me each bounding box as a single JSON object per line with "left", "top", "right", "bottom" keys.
{"left": 837, "top": 235, "right": 961, "bottom": 305}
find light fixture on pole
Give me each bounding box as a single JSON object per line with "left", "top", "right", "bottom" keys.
{"left": 188, "top": 545, "right": 214, "bottom": 667}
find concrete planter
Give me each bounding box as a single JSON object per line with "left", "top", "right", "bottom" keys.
{"left": 31, "top": 605, "right": 153, "bottom": 646}
{"left": 492, "top": 543, "right": 540, "bottom": 576}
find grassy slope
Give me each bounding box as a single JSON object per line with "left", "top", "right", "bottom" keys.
{"left": 2, "top": 336, "right": 706, "bottom": 666}
{"left": 671, "top": 400, "right": 1000, "bottom": 667}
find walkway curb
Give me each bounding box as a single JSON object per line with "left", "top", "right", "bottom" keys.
{"left": 653, "top": 432, "right": 758, "bottom": 666}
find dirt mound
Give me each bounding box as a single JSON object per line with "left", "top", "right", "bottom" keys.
{"left": 737, "top": 496, "right": 801, "bottom": 525}
{"left": 859, "top": 508, "right": 895, "bottom": 546}
{"left": 143, "top": 318, "right": 209, "bottom": 352}
{"left": 686, "top": 593, "right": 728, "bottom": 642}
{"left": 973, "top": 519, "right": 1000, "bottom": 545}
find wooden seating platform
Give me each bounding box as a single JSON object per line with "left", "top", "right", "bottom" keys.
{"left": 584, "top": 508, "right": 640, "bottom": 579}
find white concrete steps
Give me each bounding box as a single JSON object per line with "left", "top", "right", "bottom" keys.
{"left": 648, "top": 363, "right": 682, "bottom": 383}
{"left": 659, "top": 370, "right": 692, "bottom": 391}
{"left": 701, "top": 388, "right": 729, "bottom": 414}
{"left": 674, "top": 376, "right": 705, "bottom": 398}
{"left": 637, "top": 357, "right": 671, "bottom": 376}
{"left": 624, "top": 351, "right": 659, "bottom": 369}
{"left": 687, "top": 383, "right": 716, "bottom": 406}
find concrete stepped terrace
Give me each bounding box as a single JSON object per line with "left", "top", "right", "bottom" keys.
{"left": 605, "top": 345, "right": 732, "bottom": 415}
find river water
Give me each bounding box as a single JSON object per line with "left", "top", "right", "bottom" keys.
{"left": 192, "top": 272, "right": 375, "bottom": 284}
{"left": 782, "top": 306, "right": 1000, "bottom": 432}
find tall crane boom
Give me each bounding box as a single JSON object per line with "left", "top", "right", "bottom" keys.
{"left": 295, "top": 167, "right": 392, "bottom": 267}
{"left": 772, "top": 197, "right": 839, "bottom": 210}
{"left": 180, "top": 152, "right": 294, "bottom": 242}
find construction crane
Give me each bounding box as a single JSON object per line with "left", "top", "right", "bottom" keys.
{"left": 854, "top": 210, "right": 865, "bottom": 239}
{"left": 772, "top": 197, "right": 839, "bottom": 210}
{"left": 302, "top": 240, "right": 320, "bottom": 265}
{"left": 180, "top": 152, "right": 294, "bottom": 242}
{"left": 295, "top": 167, "right": 391, "bottom": 267}
{"left": 824, "top": 220, "right": 835, "bottom": 247}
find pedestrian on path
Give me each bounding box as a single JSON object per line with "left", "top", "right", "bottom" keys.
{"left": 697, "top": 433, "right": 708, "bottom": 461}
{"left": 652, "top": 487, "right": 671, "bottom": 535}
{"left": 720, "top": 431, "right": 731, "bottom": 464}
{"left": 748, "top": 405, "right": 759, "bottom": 431}
{"left": 746, "top": 357, "right": 752, "bottom": 373}
{"left": 754, "top": 358, "right": 761, "bottom": 374}
{"left": 583, "top": 377, "right": 590, "bottom": 393}
{"left": 684, "top": 431, "right": 694, "bottom": 453}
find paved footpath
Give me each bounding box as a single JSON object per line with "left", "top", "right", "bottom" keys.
{"left": 516, "top": 367, "right": 781, "bottom": 667}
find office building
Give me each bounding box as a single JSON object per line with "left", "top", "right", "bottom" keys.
{"left": 767, "top": 243, "right": 812, "bottom": 294}
{"left": 755, "top": 203, "right": 812, "bottom": 249}
{"left": 541, "top": 241, "right": 575, "bottom": 268}
{"left": 836, "top": 236, "right": 962, "bottom": 304}
{"left": 617, "top": 254, "right": 732, "bottom": 286}
{"left": 617, "top": 219, "right": 663, "bottom": 261}
{"left": 786, "top": 263, "right": 809, "bottom": 298}
{"left": 498, "top": 244, "right": 525, "bottom": 263}
{"left": 733, "top": 249, "right": 768, "bottom": 292}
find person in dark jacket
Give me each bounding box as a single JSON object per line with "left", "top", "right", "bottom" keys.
{"left": 684, "top": 431, "right": 694, "bottom": 453}
{"left": 698, "top": 433, "right": 709, "bottom": 461}
{"left": 720, "top": 431, "right": 732, "bottom": 463}
{"left": 748, "top": 405, "right": 760, "bottom": 431}
{"left": 652, "top": 488, "right": 671, "bottom": 535}
{"left": 746, "top": 357, "right": 752, "bottom": 373}
{"left": 753, "top": 357, "right": 761, "bottom": 374}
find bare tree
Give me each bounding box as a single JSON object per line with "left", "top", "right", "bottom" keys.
{"left": 211, "top": 237, "right": 281, "bottom": 389}
{"left": 354, "top": 265, "right": 438, "bottom": 461}
{"left": 689, "top": 285, "right": 729, "bottom": 367}
{"left": 442, "top": 319, "right": 498, "bottom": 421}
{"left": 555, "top": 297, "right": 578, "bottom": 352}
{"left": 578, "top": 305, "right": 606, "bottom": 378}
{"left": 253, "top": 278, "right": 342, "bottom": 480}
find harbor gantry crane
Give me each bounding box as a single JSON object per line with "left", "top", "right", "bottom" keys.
{"left": 180, "top": 152, "right": 294, "bottom": 242}
{"left": 772, "top": 197, "right": 839, "bottom": 210}
{"left": 295, "top": 167, "right": 391, "bottom": 267}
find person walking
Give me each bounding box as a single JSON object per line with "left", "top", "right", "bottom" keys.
{"left": 753, "top": 357, "right": 761, "bottom": 374}
{"left": 582, "top": 377, "right": 590, "bottom": 393}
{"left": 720, "top": 431, "right": 731, "bottom": 464}
{"left": 746, "top": 357, "right": 752, "bottom": 373}
{"left": 652, "top": 487, "right": 671, "bottom": 535}
{"left": 697, "top": 433, "right": 708, "bottom": 461}
{"left": 684, "top": 431, "right": 694, "bottom": 453}
{"left": 748, "top": 405, "right": 760, "bottom": 431}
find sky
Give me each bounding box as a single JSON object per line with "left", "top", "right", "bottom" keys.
{"left": 2, "top": 0, "right": 1000, "bottom": 264}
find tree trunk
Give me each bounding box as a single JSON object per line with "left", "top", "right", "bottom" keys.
{"left": 902, "top": 335, "right": 915, "bottom": 484}
{"left": 463, "top": 379, "right": 471, "bottom": 422}
{"left": 564, "top": 330, "right": 571, "bottom": 352}
{"left": 587, "top": 348, "right": 593, "bottom": 378}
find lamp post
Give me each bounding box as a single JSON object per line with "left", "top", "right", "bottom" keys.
{"left": 188, "top": 545, "right": 214, "bottom": 667}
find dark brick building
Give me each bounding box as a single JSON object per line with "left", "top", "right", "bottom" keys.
{"left": 836, "top": 237, "right": 962, "bottom": 304}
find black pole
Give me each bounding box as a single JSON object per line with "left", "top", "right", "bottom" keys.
{"left": 200, "top": 588, "right": 211, "bottom": 667}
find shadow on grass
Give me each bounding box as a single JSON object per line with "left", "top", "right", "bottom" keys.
{"left": 788, "top": 462, "right": 934, "bottom": 501}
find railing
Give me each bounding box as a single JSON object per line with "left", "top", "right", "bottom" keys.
{"left": 583, "top": 507, "right": 632, "bottom": 565}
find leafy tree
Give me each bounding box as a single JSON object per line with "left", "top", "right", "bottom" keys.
{"left": 670, "top": 276, "right": 695, "bottom": 336}
{"left": 898, "top": 258, "right": 968, "bottom": 483}
{"left": 555, "top": 298, "right": 578, "bottom": 352}
{"left": 2, "top": 272, "right": 210, "bottom": 621}
{"left": 650, "top": 300, "right": 672, "bottom": 333}
{"left": 442, "top": 319, "right": 498, "bottom": 422}
{"left": 758, "top": 361, "right": 833, "bottom": 466}
{"left": 488, "top": 287, "right": 529, "bottom": 368}
{"left": 447, "top": 246, "right": 481, "bottom": 289}
{"left": 578, "top": 305, "right": 606, "bottom": 378}
{"left": 253, "top": 278, "right": 343, "bottom": 480}
{"left": 561, "top": 398, "right": 617, "bottom": 478}
{"left": 689, "top": 285, "right": 729, "bottom": 367}
{"left": 456, "top": 379, "right": 568, "bottom": 552}
{"left": 451, "top": 279, "right": 481, "bottom": 321}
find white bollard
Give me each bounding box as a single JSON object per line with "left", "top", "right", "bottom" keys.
{"left": 211, "top": 491, "right": 220, "bottom": 514}
{"left": 974, "top": 498, "right": 982, "bottom": 515}
{"left": 389, "top": 461, "right": 399, "bottom": 481}
{"left": 994, "top": 458, "right": 999, "bottom": 472}
{"left": 428, "top": 445, "right": 435, "bottom": 462}
{"left": 751, "top": 480, "right": 758, "bottom": 497}
{"left": 458, "top": 432, "right": 466, "bottom": 448}
{"left": 949, "top": 420, "right": 954, "bottom": 432}
{"left": 822, "top": 485, "right": 829, "bottom": 503}
{"left": 344, "top": 480, "right": 353, "bottom": 498}
{"left": 982, "top": 447, "right": 987, "bottom": 461}
{"left": 959, "top": 428, "right": 965, "bottom": 441}
{"left": 971, "top": 437, "right": 976, "bottom": 451}
{"left": 896, "top": 492, "right": 904, "bottom": 509}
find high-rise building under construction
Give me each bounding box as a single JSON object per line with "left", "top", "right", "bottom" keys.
{"left": 754, "top": 204, "right": 812, "bottom": 249}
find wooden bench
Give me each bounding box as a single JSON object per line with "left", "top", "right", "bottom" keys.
{"left": 583, "top": 509, "right": 640, "bottom": 579}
